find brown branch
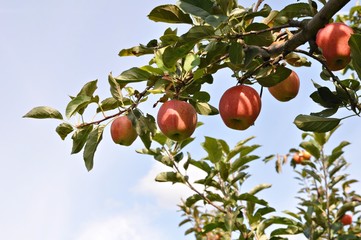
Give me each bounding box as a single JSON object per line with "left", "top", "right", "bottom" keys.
{"left": 270, "top": 0, "right": 351, "bottom": 55}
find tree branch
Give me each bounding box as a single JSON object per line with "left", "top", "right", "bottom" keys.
{"left": 270, "top": 0, "right": 351, "bottom": 55}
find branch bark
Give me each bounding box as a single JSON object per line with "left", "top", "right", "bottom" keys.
{"left": 271, "top": 0, "right": 351, "bottom": 55}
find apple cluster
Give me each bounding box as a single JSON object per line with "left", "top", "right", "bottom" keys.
{"left": 109, "top": 23, "right": 354, "bottom": 145}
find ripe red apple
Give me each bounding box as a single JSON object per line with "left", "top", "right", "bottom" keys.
{"left": 110, "top": 116, "right": 138, "bottom": 146}
{"left": 268, "top": 71, "right": 300, "bottom": 102}
{"left": 219, "top": 85, "right": 261, "bottom": 130}
{"left": 316, "top": 23, "right": 354, "bottom": 71}
{"left": 157, "top": 99, "right": 197, "bottom": 141}
{"left": 341, "top": 214, "right": 352, "bottom": 225}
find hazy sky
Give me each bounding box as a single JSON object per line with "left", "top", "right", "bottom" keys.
{"left": 1, "top": 1, "right": 360, "bottom": 239}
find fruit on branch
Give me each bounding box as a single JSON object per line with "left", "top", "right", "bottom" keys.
{"left": 301, "top": 150, "right": 311, "bottom": 160}
{"left": 219, "top": 85, "right": 261, "bottom": 130}
{"left": 157, "top": 99, "right": 197, "bottom": 141}
{"left": 341, "top": 214, "right": 352, "bottom": 225}
{"left": 316, "top": 23, "right": 354, "bottom": 71}
{"left": 292, "top": 150, "right": 311, "bottom": 164}
{"left": 268, "top": 71, "right": 300, "bottom": 102}
{"left": 110, "top": 116, "right": 138, "bottom": 146}
{"left": 292, "top": 153, "right": 304, "bottom": 164}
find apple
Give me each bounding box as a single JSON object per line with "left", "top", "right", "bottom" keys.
{"left": 301, "top": 150, "right": 311, "bottom": 160}
{"left": 219, "top": 85, "right": 261, "bottom": 130}
{"left": 110, "top": 116, "right": 138, "bottom": 146}
{"left": 316, "top": 23, "right": 354, "bottom": 71}
{"left": 268, "top": 71, "right": 300, "bottom": 102}
{"left": 341, "top": 214, "right": 352, "bottom": 225}
{"left": 292, "top": 153, "right": 304, "bottom": 164}
{"left": 157, "top": 99, "right": 197, "bottom": 141}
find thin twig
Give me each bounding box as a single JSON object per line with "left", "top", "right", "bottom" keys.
{"left": 76, "top": 84, "right": 153, "bottom": 128}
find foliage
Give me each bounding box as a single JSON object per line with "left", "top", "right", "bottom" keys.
{"left": 271, "top": 128, "right": 361, "bottom": 239}
{"left": 23, "top": 0, "right": 361, "bottom": 239}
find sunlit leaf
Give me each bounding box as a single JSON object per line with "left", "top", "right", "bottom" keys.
{"left": 71, "top": 125, "right": 93, "bottom": 154}
{"left": 55, "top": 123, "right": 73, "bottom": 140}
{"left": 115, "top": 67, "right": 152, "bottom": 83}
{"left": 108, "top": 73, "right": 123, "bottom": 102}
{"left": 65, "top": 95, "right": 92, "bottom": 119}
{"left": 177, "top": 0, "right": 213, "bottom": 19}
{"left": 83, "top": 125, "right": 105, "bottom": 171}
{"left": 23, "top": 106, "right": 63, "bottom": 120}
{"left": 202, "top": 137, "right": 223, "bottom": 163}
{"left": 155, "top": 171, "right": 185, "bottom": 183}
{"left": 294, "top": 114, "right": 340, "bottom": 132}
{"left": 193, "top": 102, "right": 219, "bottom": 115}
{"left": 274, "top": 3, "right": 313, "bottom": 25}
{"left": 148, "top": 4, "right": 193, "bottom": 24}
{"left": 77, "top": 80, "right": 98, "bottom": 97}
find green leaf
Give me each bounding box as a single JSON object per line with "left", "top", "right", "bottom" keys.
{"left": 193, "top": 102, "right": 219, "bottom": 115}
{"left": 23, "top": 106, "right": 63, "bottom": 120}
{"left": 163, "top": 42, "right": 195, "bottom": 68}
{"left": 230, "top": 155, "right": 259, "bottom": 173}
{"left": 108, "top": 73, "right": 123, "bottom": 102}
{"left": 245, "top": 4, "right": 272, "bottom": 20}
{"left": 238, "top": 193, "right": 268, "bottom": 206}
{"left": 118, "top": 45, "right": 154, "bottom": 57}
{"left": 249, "top": 184, "right": 272, "bottom": 195}
{"left": 115, "top": 67, "right": 152, "bottom": 83}
{"left": 96, "top": 97, "right": 121, "bottom": 113}
{"left": 317, "top": 87, "right": 342, "bottom": 105}
{"left": 310, "top": 108, "right": 338, "bottom": 118}
{"left": 202, "top": 137, "right": 223, "bottom": 163}
{"left": 293, "top": 114, "right": 340, "bottom": 132}
{"left": 65, "top": 95, "right": 92, "bottom": 119}
{"left": 349, "top": 34, "right": 361, "bottom": 79}
{"left": 303, "top": 169, "right": 322, "bottom": 182}
{"left": 177, "top": 0, "right": 214, "bottom": 19}
{"left": 83, "top": 125, "right": 105, "bottom": 171}
{"left": 179, "top": 25, "right": 215, "bottom": 44}
{"left": 189, "top": 159, "right": 212, "bottom": 173}
{"left": 129, "top": 111, "right": 157, "bottom": 149}
{"left": 183, "top": 52, "right": 200, "bottom": 72}
{"left": 71, "top": 125, "right": 93, "bottom": 154}
{"left": 256, "top": 66, "right": 292, "bottom": 87}
{"left": 244, "top": 23, "right": 274, "bottom": 46}
{"left": 55, "top": 123, "right": 73, "bottom": 140}
{"left": 274, "top": 3, "right": 313, "bottom": 25}
{"left": 148, "top": 4, "right": 193, "bottom": 24}
{"left": 77, "top": 80, "right": 98, "bottom": 97}
{"left": 192, "top": 91, "right": 210, "bottom": 102}
{"left": 185, "top": 194, "right": 203, "bottom": 207}
{"left": 300, "top": 141, "right": 320, "bottom": 159}
{"left": 336, "top": 202, "right": 361, "bottom": 220}
{"left": 229, "top": 41, "right": 244, "bottom": 66}
{"left": 155, "top": 171, "right": 185, "bottom": 183}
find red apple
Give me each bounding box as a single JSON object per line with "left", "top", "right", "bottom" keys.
{"left": 157, "top": 99, "right": 197, "bottom": 141}
{"left": 110, "top": 116, "right": 138, "bottom": 146}
{"left": 341, "top": 214, "right": 352, "bottom": 225}
{"left": 219, "top": 85, "right": 261, "bottom": 130}
{"left": 268, "top": 71, "right": 300, "bottom": 102}
{"left": 316, "top": 23, "right": 354, "bottom": 71}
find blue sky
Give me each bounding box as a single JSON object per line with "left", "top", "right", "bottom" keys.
{"left": 1, "top": 1, "right": 360, "bottom": 239}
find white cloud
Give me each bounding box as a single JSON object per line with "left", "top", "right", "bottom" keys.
{"left": 75, "top": 208, "right": 166, "bottom": 240}
{"left": 134, "top": 161, "right": 207, "bottom": 209}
